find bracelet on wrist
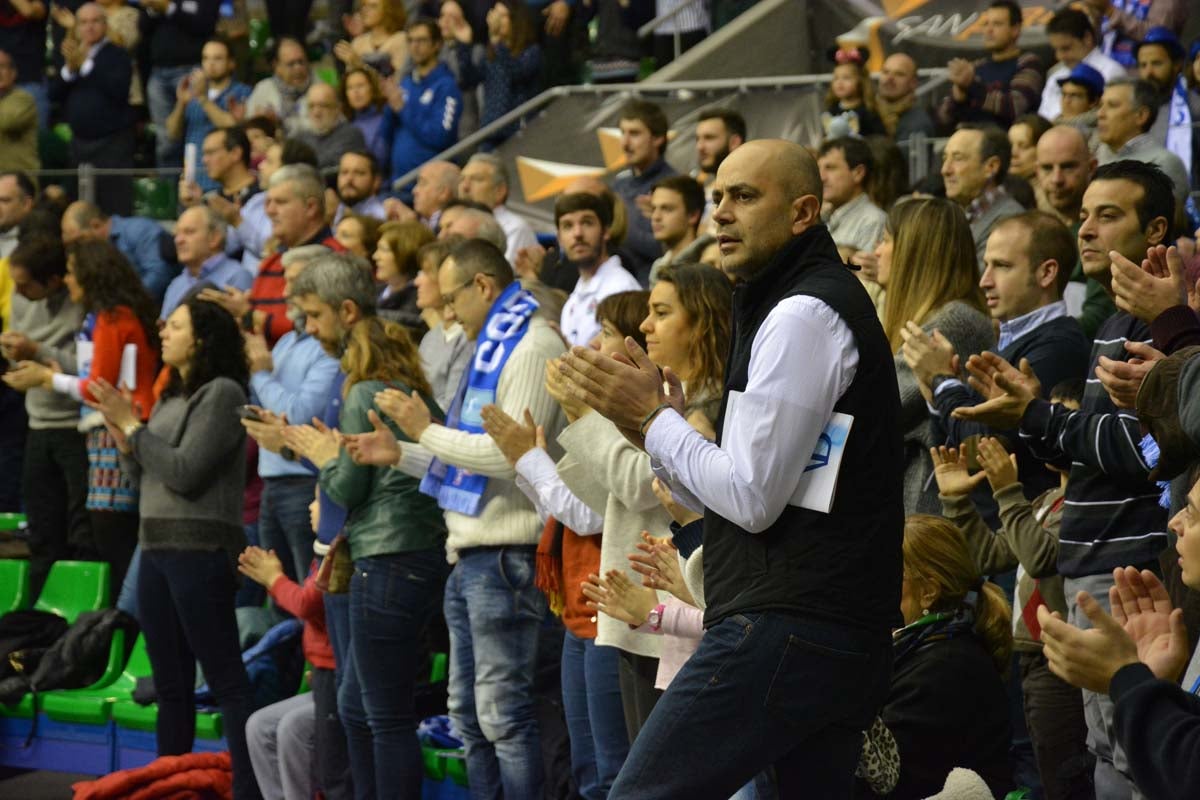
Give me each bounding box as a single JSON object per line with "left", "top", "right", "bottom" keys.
{"left": 639, "top": 402, "right": 672, "bottom": 438}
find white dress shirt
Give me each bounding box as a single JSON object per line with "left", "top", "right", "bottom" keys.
{"left": 1038, "top": 48, "right": 1127, "bottom": 121}
{"left": 646, "top": 295, "right": 858, "bottom": 531}
{"left": 560, "top": 255, "right": 641, "bottom": 347}
{"left": 514, "top": 447, "right": 605, "bottom": 534}
{"left": 493, "top": 205, "right": 539, "bottom": 267}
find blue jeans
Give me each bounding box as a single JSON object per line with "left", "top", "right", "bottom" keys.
{"left": 259, "top": 476, "right": 318, "bottom": 586}
{"left": 561, "top": 631, "right": 628, "bottom": 800}
{"left": 117, "top": 544, "right": 141, "bottom": 619}
{"left": 147, "top": 64, "right": 194, "bottom": 166}
{"left": 338, "top": 550, "right": 448, "bottom": 800}
{"left": 609, "top": 612, "right": 891, "bottom": 800}
{"left": 444, "top": 546, "right": 547, "bottom": 800}
{"left": 138, "top": 548, "right": 261, "bottom": 800}
{"left": 18, "top": 80, "right": 48, "bottom": 130}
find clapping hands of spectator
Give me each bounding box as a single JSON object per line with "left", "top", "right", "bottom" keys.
{"left": 581, "top": 569, "right": 658, "bottom": 627}
{"left": 929, "top": 445, "right": 988, "bottom": 497}
{"left": 901, "top": 322, "right": 959, "bottom": 402}
{"left": 480, "top": 405, "right": 543, "bottom": 466}
{"left": 243, "top": 330, "right": 274, "bottom": 374}
{"left": 0, "top": 331, "right": 37, "bottom": 362}
{"left": 849, "top": 249, "right": 879, "bottom": 283}
{"left": 282, "top": 418, "right": 341, "bottom": 468}
{"left": 241, "top": 406, "right": 288, "bottom": 453}
{"left": 343, "top": 409, "right": 402, "bottom": 466}
{"left": 514, "top": 244, "right": 546, "bottom": 280}
{"left": 383, "top": 197, "right": 418, "bottom": 222}
{"left": 382, "top": 79, "right": 404, "bottom": 112}
{"left": 188, "top": 68, "right": 207, "bottom": 98}
{"left": 333, "top": 40, "right": 363, "bottom": 70}
{"left": 544, "top": 357, "right": 590, "bottom": 423}
{"left": 651, "top": 477, "right": 702, "bottom": 526}
{"left": 1095, "top": 341, "right": 1165, "bottom": 409}
{"left": 206, "top": 193, "right": 241, "bottom": 225}
{"left": 50, "top": 4, "right": 75, "bottom": 31}
{"left": 951, "top": 352, "right": 1040, "bottom": 427}
{"left": 542, "top": 0, "right": 570, "bottom": 36}
{"left": 84, "top": 378, "right": 141, "bottom": 455}
{"left": 237, "top": 546, "right": 286, "bottom": 589}
{"left": 1038, "top": 567, "right": 1189, "bottom": 693}
{"left": 375, "top": 387, "right": 432, "bottom": 440}
{"left": 947, "top": 57, "right": 975, "bottom": 96}
{"left": 198, "top": 286, "right": 252, "bottom": 321}
{"left": 629, "top": 531, "right": 696, "bottom": 607}
{"left": 60, "top": 36, "right": 84, "bottom": 71}
{"left": 178, "top": 178, "right": 203, "bottom": 208}
{"left": 2, "top": 360, "right": 53, "bottom": 392}
{"left": 1110, "top": 245, "right": 1200, "bottom": 324}
{"left": 558, "top": 339, "right": 683, "bottom": 433}
{"left": 975, "top": 436, "right": 1019, "bottom": 493}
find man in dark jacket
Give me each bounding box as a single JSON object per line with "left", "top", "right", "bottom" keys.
{"left": 48, "top": 3, "right": 133, "bottom": 216}
{"left": 559, "top": 139, "right": 905, "bottom": 797}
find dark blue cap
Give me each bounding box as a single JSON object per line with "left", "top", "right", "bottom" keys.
{"left": 1057, "top": 62, "right": 1105, "bottom": 99}
{"left": 1136, "top": 26, "right": 1185, "bottom": 61}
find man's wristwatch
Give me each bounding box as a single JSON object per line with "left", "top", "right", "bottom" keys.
{"left": 929, "top": 373, "right": 959, "bottom": 395}
{"left": 121, "top": 419, "right": 143, "bottom": 439}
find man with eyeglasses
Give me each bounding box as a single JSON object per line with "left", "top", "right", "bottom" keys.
{"left": 247, "top": 37, "right": 313, "bottom": 136}
{"left": 293, "top": 81, "right": 366, "bottom": 171}
{"left": 0, "top": 50, "right": 37, "bottom": 174}
{"left": 165, "top": 38, "right": 251, "bottom": 192}
{"left": 383, "top": 18, "right": 462, "bottom": 191}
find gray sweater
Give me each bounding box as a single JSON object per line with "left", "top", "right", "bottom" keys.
{"left": 895, "top": 299, "right": 995, "bottom": 514}
{"left": 122, "top": 377, "right": 248, "bottom": 560}
{"left": 9, "top": 290, "right": 84, "bottom": 429}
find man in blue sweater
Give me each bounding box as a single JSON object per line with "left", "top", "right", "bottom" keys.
{"left": 905, "top": 210, "right": 1092, "bottom": 501}
{"left": 383, "top": 18, "right": 462, "bottom": 193}
{"left": 956, "top": 159, "right": 1176, "bottom": 800}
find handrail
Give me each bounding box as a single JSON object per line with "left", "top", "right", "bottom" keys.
{"left": 391, "top": 73, "right": 951, "bottom": 192}
{"left": 637, "top": 1, "right": 706, "bottom": 38}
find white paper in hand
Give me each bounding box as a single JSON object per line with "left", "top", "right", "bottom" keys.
{"left": 119, "top": 344, "right": 137, "bottom": 390}
{"left": 789, "top": 412, "right": 854, "bottom": 514}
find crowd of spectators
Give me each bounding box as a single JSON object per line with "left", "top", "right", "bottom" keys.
{"left": 3, "top": 0, "right": 1200, "bottom": 799}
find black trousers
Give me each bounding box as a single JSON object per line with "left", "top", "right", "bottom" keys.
{"left": 310, "top": 666, "right": 353, "bottom": 800}
{"left": 616, "top": 650, "right": 660, "bottom": 745}
{"left": 22, "top": 427, "right": 91, "bottom": 599}
{"left": 1019, "top": 649, "right": 1095, "bottom": 800}
{"left": 88, "top": 509, "right": 139, "bottom": 605}
{"left": 72, "top": 128, "right": 135, "bottom": 217}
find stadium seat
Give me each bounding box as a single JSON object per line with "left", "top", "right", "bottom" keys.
{"left": 0, "top": 559, "right": 30, "bottom": 613}
{"left": 33, "top": 560, "right": 110, "bottom": 623}
{"left": 41, "top": 631, "right": 145, "bottom": 725}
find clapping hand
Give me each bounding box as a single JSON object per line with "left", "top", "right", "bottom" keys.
{"left": 198, "top": 286, "right": 252, "bottom": 321}
{"left": 282, "top": 418, "right": 342, "bottom": 468}
{"left": 929, "top": 445, "right": 987, "bottom": 497}
{"left": 951, "top": 353, "right": 1040, "bottom": 427}
{"left": 558, "top": 339, "right": 681, "bottom": 433}
{"left": 1110, "top": 245, "right": 1198, "bottom": 323}
{"left": 976, "top": 436, "right": 1019, "bottom": 492}
{"left": 628, "top": 532, "right": 696, "bottom": 607}
{"left": 237, "top": 546, "right": 286, "bottom": 589}
{"left": 343, "top": 409, "right": 402, "bottom": 466}
{"left": 1095, "top": 341, "right": 1164, "bottom": 410}
{"left": 651, "top": 477, "right": 702, "bottom": 526}
{"left": 241, "top": 406, "right": 288, "bottom": 453}
{"left": 375, "top": 387, "right": 432, "bottom": 440}
{"left": 581, "top": 569, "right": 658, "bottom": 627}
{"left": 480, "top": 405, "right": 542, "bottom": 467}
{"left": 1038, "top": 567, "right": 1189, "bottom": 693}
{"left": 900, "top": 322, "right": 959, "bottom": 400}
{"left": 1, "top": 360, "right": 53, "bottom": 392}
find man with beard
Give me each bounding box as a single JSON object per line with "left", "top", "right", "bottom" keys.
{"left": 294, "top": 82, "right": 367, "bottom": 171}
{"left": 611, "top": 99, "right": 676, "bottom": 284}
{"left": 331, "top": 150, "right": 386, "bottom": 225}
{"left": 246, "top": 37, "right": 312, "bottom": 135}
{"left": 693, "top": 108, "right": 745, "bottom": 189}
{"left": 876, "top": 53, "right": 935, "bottom": 142}
{"left": 1136, "top": 26, "right": 1198, "bottom": 188}
{"left": 165, "top": 38, "right": 251, "bottom": 192}
{"left": 179, "top": 127, "right": 260, "bottom": 210}
{"left": 557, "top": 191, "right": 639, "bottom": 347}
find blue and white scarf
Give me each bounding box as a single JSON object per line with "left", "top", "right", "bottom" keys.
{"left": 1101, "top": 0, "right": 1151, "bottom": 68}
{"left": 420, "top": 282, "right": 539, "bottom": 515}
{"left": 1166, "top": 76, "right": 1193, "bottom": 178}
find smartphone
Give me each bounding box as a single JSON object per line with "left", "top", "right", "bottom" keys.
{"left": 236, "top": 405, "right": 264, "bottom": 422}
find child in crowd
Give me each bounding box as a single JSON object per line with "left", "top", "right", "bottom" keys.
{"left": 823, "top": 47, "right": 885, "bottom": 139}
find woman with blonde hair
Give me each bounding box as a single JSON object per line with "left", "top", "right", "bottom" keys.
{"left": 854, "top": 514, "right": 1012, "bottom": 799}
{"left": 373, "top": 220, "right": 435, "bottom": 335}
{"left": 286, "top": 315, "right": 447, "bottom": 800}
{"left": 335, "top": 0, "right": 409, "bottom": 78}
{"left": 872, "top": 197, "right": 992, "bottom": 513}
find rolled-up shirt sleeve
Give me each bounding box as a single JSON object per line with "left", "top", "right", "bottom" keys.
{"left": 644, "top": 296, "right": 857, "bottom": 532}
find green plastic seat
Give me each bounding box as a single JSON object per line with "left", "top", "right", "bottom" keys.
{"left": 113, "top": 697, "right": 223, "bottom": 739}
{"left": 2, "top": 629, "right": 126, "bottom": 721}
{"left": 42, "top": 631, "right": 144, "bottom": 725}
{"left": 34, "top": 560, "right": 110, "bottom": 623}
{"left": 0, "top": 559, "right": 30, "bottom": 613}
{"left": 430, "top": 652, "right": 448, "bottom": 684}
{"left": 0, "top": 512, "right": 26, "bottom": 532}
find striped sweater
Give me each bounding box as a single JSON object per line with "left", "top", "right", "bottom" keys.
{"left": 1018, "top": 312, "right": 1169, "bottom": 578}
{"left": 936, "top": 51, "right": 1045, "bottom": 130}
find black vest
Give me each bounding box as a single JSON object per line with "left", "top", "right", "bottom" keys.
{"left": 702, "top": 226, "right": 904, "bottom": 634}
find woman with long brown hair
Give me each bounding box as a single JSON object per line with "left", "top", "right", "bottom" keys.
{"left": 4, "top": 239, "right": 160, "bottom": 600}
{"left": 335, "top": 0, "right": 409, "bottom": 78}
{"left": 873, "top": 197, "right": 992, "bottom": 513}
{"left": 373, "top": 220, "right": 435, "bottom": 336}
{"left": 340, "top": 67, "right": 390, "bottom": 168}
{"left": 854, "top": 514, "right": 1012, "bottom": 799}
{"left": 287, "top": 314, "right": 447, "bottom": 800}
{"left": 453, "top": 0, "right": 542, "bottom": 145}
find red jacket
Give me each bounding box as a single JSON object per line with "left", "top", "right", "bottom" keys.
{"left": 73, "top": 752, "right": 231, "bottom": 800}
{"left": 250, "top": 232, "right": 344, "bottom": 346}
{"left": 268, "top": 562, "right": 334, "bottom": 670}
{"left": 81, "top": 306, "right": 158, "bottom": 420}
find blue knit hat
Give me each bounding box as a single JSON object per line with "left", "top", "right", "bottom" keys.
{"left": 1057, "top": 62, "right": 1105, "bottom": 100}
{"left": 1136, "top": 26, "right": 1185, "bottom": 61}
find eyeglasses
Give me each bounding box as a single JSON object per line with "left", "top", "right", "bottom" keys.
{"left": 440, "top": 273, "right": 494, "bottom": 307}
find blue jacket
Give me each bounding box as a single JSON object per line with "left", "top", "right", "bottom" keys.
{"left": 109, "top": 215, "right": 177, "bottom": 304}
{"left": 384, "top": 62, "right": 462, "bottom": 185}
